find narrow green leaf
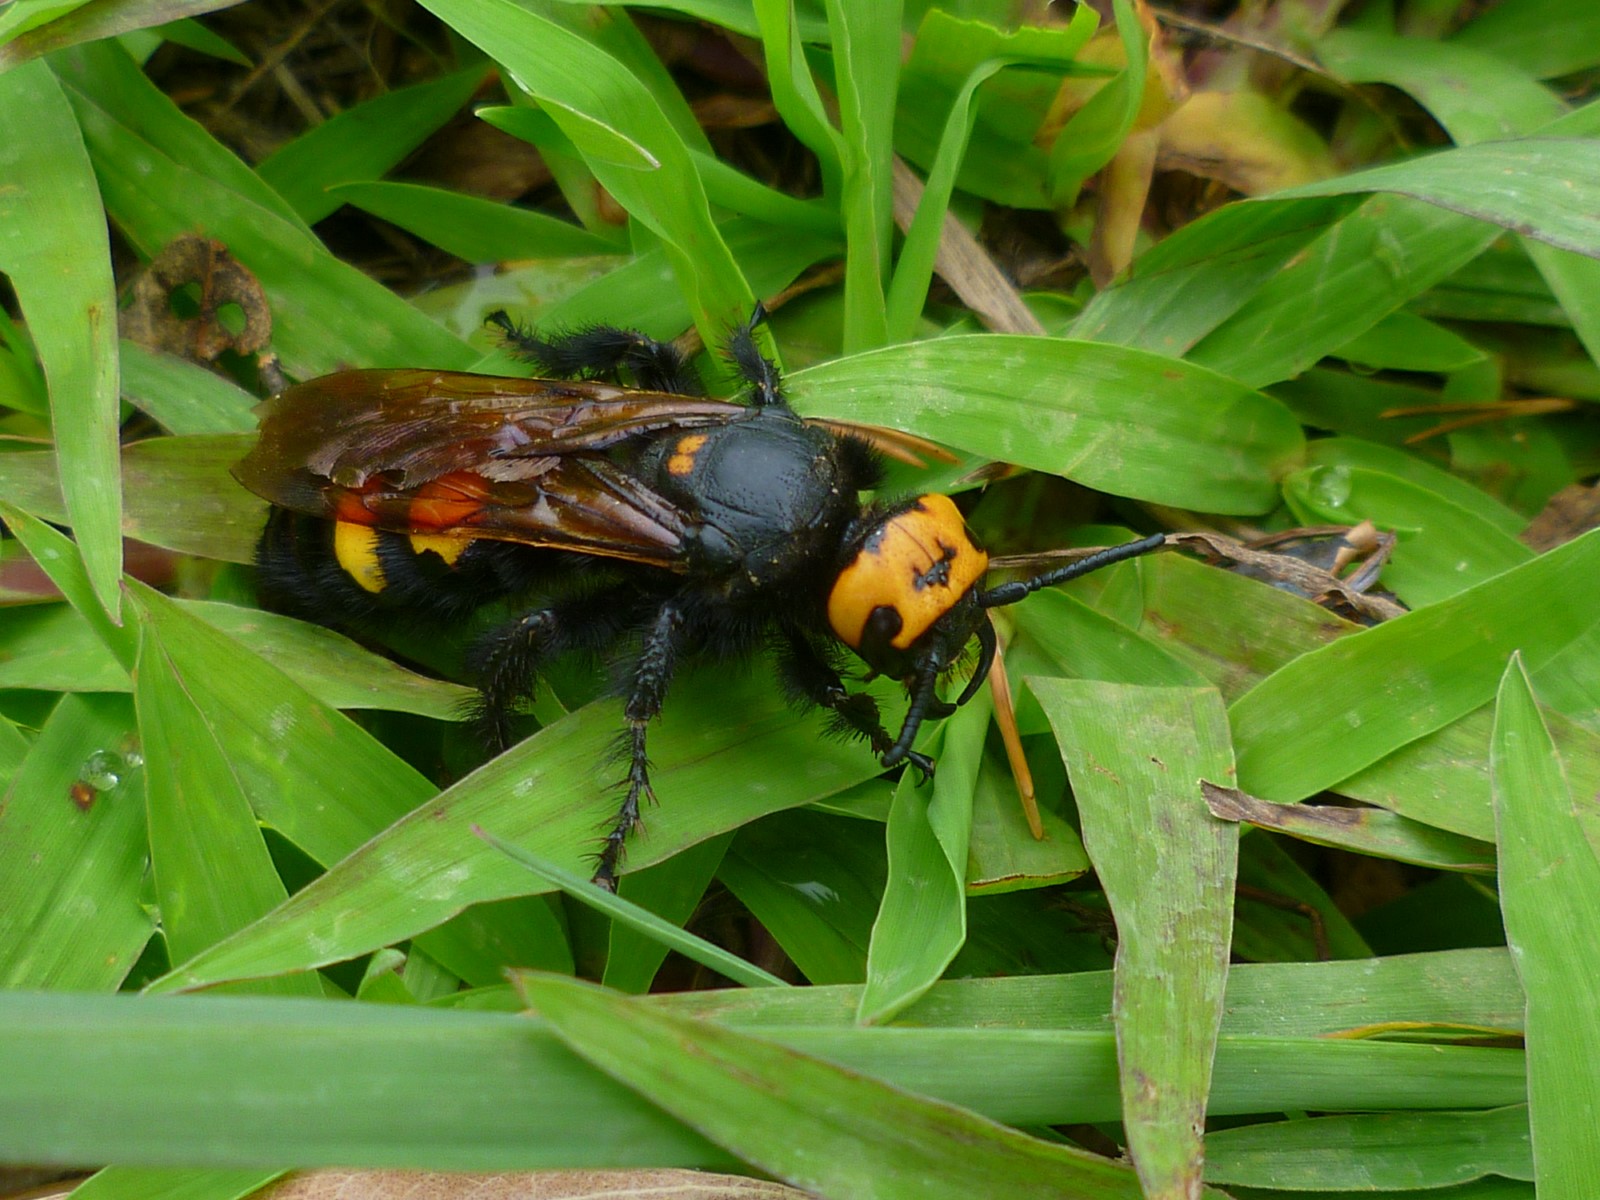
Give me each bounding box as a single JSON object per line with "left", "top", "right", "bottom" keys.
{"left": 57, "top": 43, "right": 474, "bottom": 378}
{"left": 1317, "top": 30, "right": 1566, "bottom": 145}
{"left": 479, "top": 832, "right": 785, "bottom": 989}
{"left": 668, "top": 946, "right": 1526, "bottom": 1040}
{"left": 859, "top": 694, "right": 986, "bottom": 1024}
{"left": 0, "top": 694, "right": 153, "bottom": 991}
{"left": 752, "top": 0, "right": 843, "bottom": 199}
{"left": 718, "top": 806, "right": 888, "bottom": 986}
{"left": 1275, "top": 139, "right": 1600, "bottom": 261}
{"left": 329, "top": 180, "right": 618, "bottom": 263}
{"left": 0, "top": 990, "right": 723, "bottom": 1169}
{"left": 1188, "top": 197, "right": 1500, "bottom": 388}
{"left": 790, "top": 336, "right": 1304, "bottom": 515}
{"left": 1204, "top": 1105, "right": 1532, "bottom": 1189}
{"left": 1282, "top": 464, "right": 1534, "bottom": 607}
{"left": 1451, "top": 0, "right": 1600, "bottom": 80}
{"left": 1491, "top": 657, "right": 1600, "bottom": 1195}
{"left": 120, "top": 341, "right": 258, "bottom": 435}
{"left": 1231, "top": 530, "right": 1600, "bottom": 801}
{"left": 0, "top": 58, "right": 122, "bottom": 619}
{"left": 517, "top": 972, "right": 1170, "bottom": 1199}
{"left": 605, "top": 834, "right": 731, "bottom": 994}
{"left": 69, "top": 1168, "right": 285, "bottom": 1200}
{"left": 121, "top": 580, "right": 552, "bottom": 988}
{"left": 1073, "top": 195, "right": 1359, "bottom": 355}
{"left": 1048, "top": 0, "right": 1146, "bottom": 207}
{"left": 0, "top": 981, "right": 1530, "bottom": 1168}
{"left": 152, "top": 671, "right": 885, "bottom": 991}
{"left": 0, "top": 500, "right": 135, "bottom": 669}
{"left": 824, "top": 0, "right": 899, "bottom": 351}
{"left": 1033, "top": 679, "right": 1238, "bottom": 1200}
{"left": 1204, "top": 785, "right": 1496, "bottom": 873}
{"left": 130, "top": 589, "right": 321, "bottom": 998}
{"left": 416, "top": 0, "right": 752, "bottom": 343}
{"left": 258, "top": 67, "right": 487, "bottom": 225}
{"left": 0, "top": 0, "right": 245, "bottom": 69}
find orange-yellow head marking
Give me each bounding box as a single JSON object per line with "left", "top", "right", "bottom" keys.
{"left": 334, "top": 521, "right": 387, "bottom": 594}
{"left": 827, "top": 494, "right": 988, "bottom": 652}
{"left": 667, "top": 433, "right": 709, "bottom": 478}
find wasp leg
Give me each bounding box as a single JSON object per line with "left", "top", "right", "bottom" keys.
{"left": 486, "top": 310, "right": 700, "bottom": 394}
{"left": 725, "top": 302, "right": 783, "bottom": 408}
{"left": 776, "top": 630, "right": 935, "bottom": 782}
{"left": 597, "top": 601, "right": 687, "bottom": 891}
{"left": 467, "top": 589, "right": 638, "bottom": 752}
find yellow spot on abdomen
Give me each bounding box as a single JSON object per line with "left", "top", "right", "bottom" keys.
{"left": 334, "top": 521, "right": 386, "bottom": 593}
{"left": 827, "top": 494, "right": 987, "bottom": 650}
{"left": 668, "top": 433, "right": 709, "bottom": 477}
{"left": 409, "top": 531, "right": 475, "bottom": 566}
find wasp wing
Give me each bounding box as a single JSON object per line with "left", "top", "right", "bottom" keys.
{"left": 233, "top": 368, "right": 749, "bottom": 570}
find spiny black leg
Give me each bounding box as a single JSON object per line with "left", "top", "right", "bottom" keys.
{"left": 777, "top": 629, "right": 935, "bottom": 781}
{"left": 726, "top": 302, "right": 783, "bottom": 407}
{"left": 596, "top": 601, "right": 686, "bottom": 890}
{"left": 486, "top": 310, "right": 700, "bottom": 394}
{"left": 881, "top": 645, "right": 947, "bottom": 772}
{"left": 466, "top": 589, "right": 640, "bottom": 752}
{"left": 466, "top": 608, "right": 564, "bottom": 752}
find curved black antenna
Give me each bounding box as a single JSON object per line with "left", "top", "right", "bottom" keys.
{"left": 955, "top": 614, "right": 998, "bottom": 708}
{"left": 979, "top": 533, "right": 1167, "bottom": 609}
{"left": 880, "top": 641, "right": 947, "bottom": 769}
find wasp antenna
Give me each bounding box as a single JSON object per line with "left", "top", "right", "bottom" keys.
{"left": 979, "top": 532, "right": 1168, "bottom": 609}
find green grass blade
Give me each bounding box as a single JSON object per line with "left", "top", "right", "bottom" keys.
{"left": 1316, "top": 29, "right": 1565, "bottom": 145}
{"left": 478, "top": 832, "right": 786, "bottom": 988}
{"left": 257, "top": 67, "right": 487, "bottom": 224}
{"left": 517, "top": 971, "right": 1174, "bottom": 1199}
{"left": 858, "top": 694, "right": 986, "bottom": 1024}
{"left": 1491, "top": 657, "right": 1600, "bottom": 1195}
{"left": 151, "top": 672, "right": 885, "bottom": 991}
{"left": 1231, "top": 529, "right": 1600, "bottom": 801}
{"left": 0, "top": 693, "right": 153, "bottom": 991}
{"left": 58, "top": 42, "right": 473, "bottom": 377}
{"left": 120, "top": 341, "right": 258, "bottom": 435}
{"left": 1450, "top": 0, "right": 1600, "bottom": 80}
{"left": 790, "top": 336, "right": 1303, "bottom": 514}
{"left": 823, "top": 0, "right": 898, "bottom": 351}
{"left": 328, "top": 180, "right": 619, "bottom": 262}
{"left": 604, "top": 833, "right": 731, "bottom": 994}
{"left": 417, "top": 0, "right": 752, "bottom": 343}
{"left": 1033, "top": 679, "right": 1237, "bottom": 1200}
{"left": 1048, "top": 0, "right": 1146, "bottom": 207}
{"left": 1204, "top": 1104, "right": 1532, "bottom": 1189}
{"left": 130, "top": 588, "right": 322, "bottom": 998}
{"left": 0, "top": 500, "right": 135, "bottom": 668}
{"left": 69, "top": 1169, "right": 284, "bottom": 1200}
{"left": 1188, "top": 198, "right": 1500, "bottom": 388}
{"left": 1276, "top": 138, "right": 1600, "bottom": 260}
{"left": 0, "top": 59, "right": 122, "bottom": 621}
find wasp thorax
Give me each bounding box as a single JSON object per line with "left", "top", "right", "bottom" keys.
{"left": 826, "top": 493, "right": 989, "bottom": 661}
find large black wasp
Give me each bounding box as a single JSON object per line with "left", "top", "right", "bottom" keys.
{"left": 233, "top": 308, "right": 1166, "bottom": 886}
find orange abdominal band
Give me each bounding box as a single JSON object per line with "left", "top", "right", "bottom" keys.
{"left": 827, "top": 493, "right": 987, "bottom": 651}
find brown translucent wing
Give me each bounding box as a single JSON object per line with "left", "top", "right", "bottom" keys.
{"left": 330, "top": 459, "right": 696, "bottom": 568}
{"left": 233, "top": 368, "right": 748, "bottom": 569}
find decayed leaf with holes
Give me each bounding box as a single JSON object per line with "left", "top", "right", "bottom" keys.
{"left": 119, "top": 235, "right": 272, "bottom": 363}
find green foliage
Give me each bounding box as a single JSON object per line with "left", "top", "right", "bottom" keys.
{"left": 1, "top": 0, "right": 1597, "bottom": 1197}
